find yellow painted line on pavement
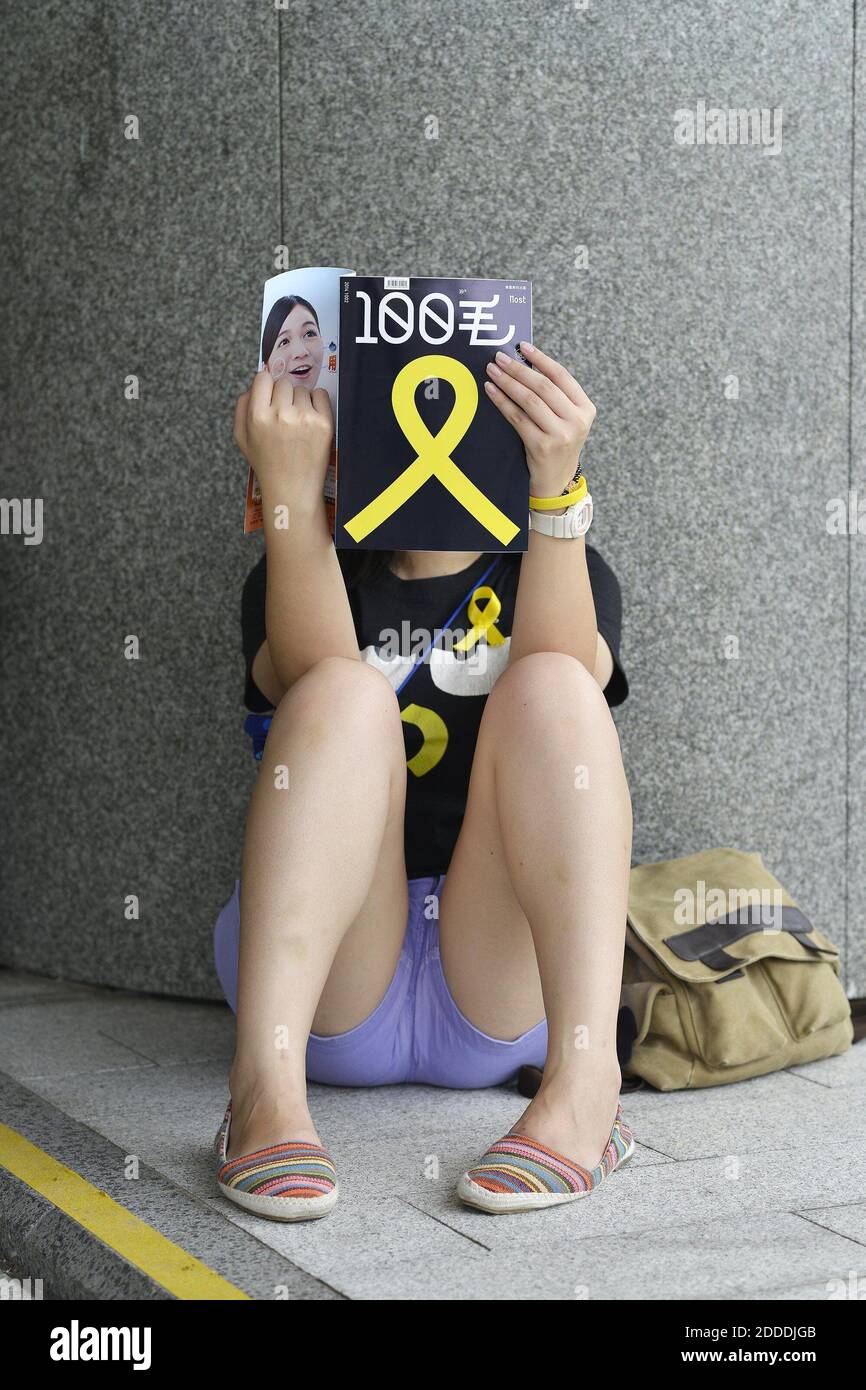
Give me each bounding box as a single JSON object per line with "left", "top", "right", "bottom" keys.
{"left": 0, "top": 1122, "right": 249, "bottom": 1300}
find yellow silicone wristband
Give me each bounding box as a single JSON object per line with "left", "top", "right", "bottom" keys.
{"left": 529, "top": 475, "right": 587, "bottom": 512}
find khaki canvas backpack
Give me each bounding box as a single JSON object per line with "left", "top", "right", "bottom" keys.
{"left": 620, "top": 848, "right": 853, "bottom": 1090}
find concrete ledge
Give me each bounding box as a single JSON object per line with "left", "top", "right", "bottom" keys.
{"left": 0, "top": 1074, "right": 343, "bottom": 1301}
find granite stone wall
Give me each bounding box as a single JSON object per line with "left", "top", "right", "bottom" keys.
{"left": 1, "top": 1, "right": 862, "bottom": 996}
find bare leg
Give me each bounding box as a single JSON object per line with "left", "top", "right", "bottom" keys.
{"left": 439, "top": 651, "right": 632, "bottom": 1170}
{"left": 228, "top": 657, "right": 408, "bottom": 1156}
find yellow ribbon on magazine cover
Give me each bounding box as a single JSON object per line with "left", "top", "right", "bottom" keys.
{"left": 343, "top": 354, "right": 520, "bottom": 545}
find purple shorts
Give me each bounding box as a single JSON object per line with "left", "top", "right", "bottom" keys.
{"left": 213, "top": 873, "right": 547, "bottom": 1088}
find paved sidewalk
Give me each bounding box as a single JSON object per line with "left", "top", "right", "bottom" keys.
{"left": 0, "top": 967, "right": 864, "bottom": 1300}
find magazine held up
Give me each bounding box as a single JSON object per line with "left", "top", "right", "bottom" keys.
{"left": 245, "top": 268, "right": 533, "bottom": 552}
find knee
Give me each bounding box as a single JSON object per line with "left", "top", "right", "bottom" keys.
{"left": 489, "top": 651, "right": 614, "bottom": 736}
{"left": 490, "top": 653, "right": 630, "bottom": 820}
{"left": 270, "top": 656, "right": 401, "bottom": 737}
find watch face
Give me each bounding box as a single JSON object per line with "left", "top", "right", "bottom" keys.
{"left": 530, "top": 495, "right": 591, "bottom": 536}
{"left": 561, "top": 499, "right": 590, "bottom": 536}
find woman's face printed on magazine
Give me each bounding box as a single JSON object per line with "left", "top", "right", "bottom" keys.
{"left": 266, "top": 302, "right": 324, "bottom": 386}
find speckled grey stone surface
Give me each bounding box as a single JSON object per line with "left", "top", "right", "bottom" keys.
{"left": 342, "top": 1210, "right": 862, "bottom": 1302}
{"left": 0, "top": 1, "right": 862, "bottom": 994}
{"left": 0, "top": 0, "right": 267, "bottom": 993}
{"left": 790, "top": 1042, "right": 866, "bottom": 1088}
{"left": 0, "top": 1070, "right": 339, "bottom": 1300}
{"left": 801, "top": 1201, "right": 866, "bottom": 1246}
{"left": 5, "top": 971, "right": 864, "bottom": 1300}
{"left": 849, "top": 0, "right": 866, "bottom": 999}
{"left": 0, "top": 996, "right": 235, "bottom": 1079}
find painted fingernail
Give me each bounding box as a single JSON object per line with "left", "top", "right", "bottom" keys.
{"left": 487, "top": 361, "right": 502, "bottom": 376}
{"left": 495, "top": 350, "right": 510, "bottom": 366}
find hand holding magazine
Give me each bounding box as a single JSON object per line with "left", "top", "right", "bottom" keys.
{"left": 244, "top": 265, "right": 351, "bottom": 534}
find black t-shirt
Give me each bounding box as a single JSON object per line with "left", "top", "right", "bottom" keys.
{"left": 241, "top": 546, "right": 628, "bottom": 879}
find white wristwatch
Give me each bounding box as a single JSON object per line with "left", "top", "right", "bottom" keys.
{"left": 528, "top": 494, "right": 593, "bottom": 539}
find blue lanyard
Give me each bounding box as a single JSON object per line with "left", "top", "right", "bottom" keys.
{"left": 244, "top": 711, "right": 273, "bottom": 761}
{"left": 245, "top": 554, "right": 504, "bottom": 759}
{"left": 394, "top": 555, "right": 501, "bottom": 696}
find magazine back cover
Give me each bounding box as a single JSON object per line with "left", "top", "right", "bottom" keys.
{"left": 244, "top": 266, "right": 354, "bottom": 533}
{"left": 336, "top": 276, "right": 532, "bottom": 552}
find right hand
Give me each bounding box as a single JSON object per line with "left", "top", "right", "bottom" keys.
{"left": 233, "top": 367, "right": 334, "bottom": 509}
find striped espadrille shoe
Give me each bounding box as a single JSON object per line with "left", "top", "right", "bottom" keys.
{"left": 457, "top": 1102, "right": 634, "bottom": 1213}
{"left": 214, "top": 1101, "right": 338, "bottom": 1221}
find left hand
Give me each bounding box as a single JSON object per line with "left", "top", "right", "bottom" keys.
{"left": 484, "top": 342, "right": 596, "bottom": 500}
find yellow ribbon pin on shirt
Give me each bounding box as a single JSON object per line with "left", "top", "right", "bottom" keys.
{"left": 343, "top": 354, "right": 520, "bottom": 545}
{"left": 452, "top": 585, "right": 506, "bottom": 651}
